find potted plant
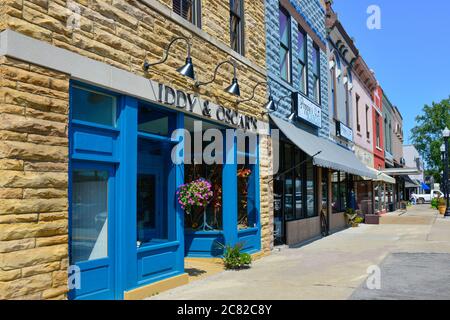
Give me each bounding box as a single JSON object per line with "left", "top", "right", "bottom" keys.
{"left": 437, "top": 197, "right": 447, "bottom": 215}
{"left": 215, "top": 242, "right": 252, "bottom": 270}
{"left": 177, "top": 178, "right": 214, "bottom": 229}
{"left": 345, "top": 208, "right": 364, "bottom": 227}
{"left": 431, "top": 198, "right": 439, "bottom": 210}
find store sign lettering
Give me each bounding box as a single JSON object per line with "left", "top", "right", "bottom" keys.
{"left": 158, "top": 84, "right": 258, "bottom": 131}
{"left": 292, "top": 93, "right": 322, "bottom": 128}
{"left": 336, "top": 121, "right": 353, "bottom": 142}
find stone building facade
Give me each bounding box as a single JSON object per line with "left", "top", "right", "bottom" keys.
{"left": 0, "top": 0, "right": 270, "bottom": 300}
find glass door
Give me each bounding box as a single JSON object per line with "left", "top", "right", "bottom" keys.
{"left": 69, "top": 162, "right": 116, "bottom": 300}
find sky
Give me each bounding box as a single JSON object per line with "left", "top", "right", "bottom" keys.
{"left": 333, "top": 0, "right": 450, "bottom": 144}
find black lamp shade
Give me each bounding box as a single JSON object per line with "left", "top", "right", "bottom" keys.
{"left": 177, "top": 57, "right": 195, "bottom": 80}
{"left": 225, "top": 78, "right": 241, "bottom": 97}
{"left": 264, "top": 96, "right": 276, "bottom": 112}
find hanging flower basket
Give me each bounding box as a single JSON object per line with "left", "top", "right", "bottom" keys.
{"left": 177, "top": 178, "right": 213, "bottom": 214}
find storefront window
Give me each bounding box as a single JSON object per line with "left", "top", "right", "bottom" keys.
{"left": 294, "top": 150, "right": 303, "bottom": 219}
{"left": 339, "top": 172, "right": 348, "bottom": 211}
{"left": 137, "top": 139, "right": 169, "bottom": 245}
{"left": 374, "top": 182, "right": 383, "bottom": 213}
{"left": 71, "top": 169, "right": 109, "bottom": 263}
{"left": 184, "top": 162, "right": 223, "bottom": 231}
{"left": 72, "top": 86, "right": 117, "bottom": 127}
{"left": 237, "top": 154, "right": 257, "bottom": 230}
{"left": 279, "top": 141, "right": 317, "bottom": 221}
{"left": 283, "top": 144, "right": 294, "bottom": 221}
{"left": 184, "top": 117, "right": 225, "bottom": 232}
{"left": 321, "top": 170, "right": 328, "bottom": 211}
{"left": 306, "top": 160, "right": 316, "bottom": 217}
{"left": 138, "top": 106, "right": 174, "bottom": 137}
{"left": 332, "top": 171, "right": 349, "bottom": 213}
{"left": 355, "top": 180, "right": 373, "bottom": 215}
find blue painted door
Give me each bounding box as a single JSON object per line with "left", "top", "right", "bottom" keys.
{"left": 69, "top": 162, "right": 117, "bottom": 300}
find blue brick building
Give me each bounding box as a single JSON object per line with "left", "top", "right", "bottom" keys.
{"left": 264, "top": 0, "right": 376, "bottom": 246}
{"left": 265, "top": 0, "right": 329, "bottom": 138}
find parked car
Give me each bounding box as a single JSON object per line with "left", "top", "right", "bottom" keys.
{"left": 411, "top": 190, "right": 444, "bottom": 204}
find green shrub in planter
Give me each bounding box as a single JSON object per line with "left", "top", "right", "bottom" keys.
{"left": 216, "top": 242, "right": 252, "bottom": 270}
{"left": 431, "top": 198, "right": 438, "bottom": 209}
{"left": 354, "top": 216, "right": 364, "bottom": 224}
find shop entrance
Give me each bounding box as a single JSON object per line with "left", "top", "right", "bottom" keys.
{"left": 69, "top": 162, "right": 117, "bottom": 300}
{"left": 137, "top": 140, "right": 166, "bottom": 246}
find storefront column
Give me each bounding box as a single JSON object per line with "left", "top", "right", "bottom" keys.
{"left": 223, "top": 138, "right": 238, "bottom": 247}
{"left": 174, "top": 112, "right": 185, "bottom": 272}
{"left": 118, "top": 96, "right": 138, "bottom": 293}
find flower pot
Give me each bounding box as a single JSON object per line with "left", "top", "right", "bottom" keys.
{"left": 438, "top": 205, "right": 447, "bottom": 215}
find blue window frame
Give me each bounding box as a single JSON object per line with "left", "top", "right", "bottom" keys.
{"left": 72, "top": 85, "right": 117, "bottom": 127}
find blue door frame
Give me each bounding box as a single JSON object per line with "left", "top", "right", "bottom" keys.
{"left": 68, "top": 161, "right": 118, "bottom": 300}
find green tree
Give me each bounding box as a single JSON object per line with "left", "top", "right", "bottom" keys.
{"left": 410, "top": 97, "right": 450, "bottom": 183}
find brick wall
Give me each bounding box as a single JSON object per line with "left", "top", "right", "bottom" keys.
{"left": 264, "top": 0, "right": 329, "bottom": 138}
{"left": 0, "top": 56, "right": 70, "bottom": 300}
{"left": 0, "top": 0, "right": 271, "bottom": 299}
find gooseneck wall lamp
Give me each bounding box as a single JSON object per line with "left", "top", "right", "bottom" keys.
{"left": 262, "top": 93, "right": 296, "bottom": 122}
{"left": 143, "top": 36, "right": 195, "bottom": 80}
{"left": 195, "top": 60, "right": 241, "bottom": 97}
{"left": 237, "top": 81, "right": 275, "bottom": 110}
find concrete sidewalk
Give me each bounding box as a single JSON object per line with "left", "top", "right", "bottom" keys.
{"left": 148, "top": 205, "right": 450, "bottom": 300}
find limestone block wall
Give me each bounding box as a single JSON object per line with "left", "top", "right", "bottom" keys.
{"left": 0, "top": 56, "right": 70, "bottom": 300}
{"left": 0, "top": 0, "right": 267, "bottom": 114}
{"left": 259, "top": 134, "right": 274, "bottom": 253}
{"left": 0, "top": 0, "right": 272, "bottom": 299}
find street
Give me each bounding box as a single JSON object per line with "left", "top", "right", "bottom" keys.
{"left": 150, "top": 205, "right": 450, "bottom": 300}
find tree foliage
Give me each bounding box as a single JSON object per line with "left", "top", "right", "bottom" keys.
{"left": 410, "top": 97, "right": 450, "bottom": 183}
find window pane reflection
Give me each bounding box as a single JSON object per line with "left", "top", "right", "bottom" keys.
{"left": 72, "top": 170, "right": 108, "bottom": 263}
{"left": 72, "top": 86, "right": 116, "bottom": 127}
{"left": 137, "top": 139, "right": 168, "bottom": 245}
